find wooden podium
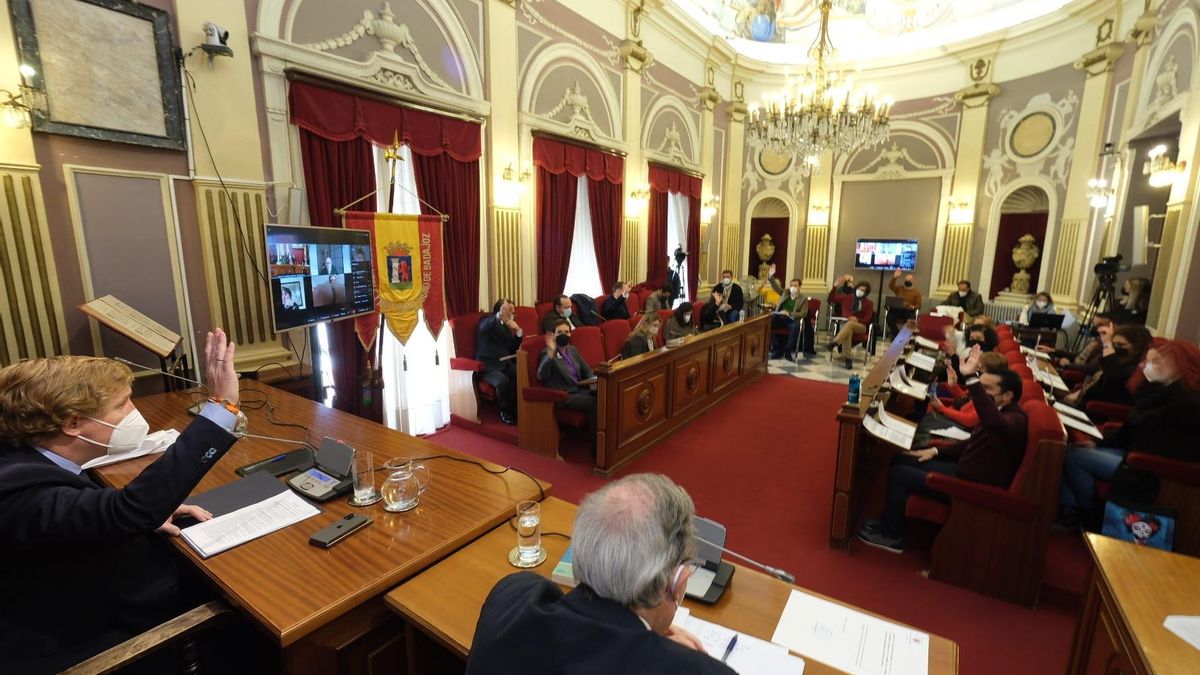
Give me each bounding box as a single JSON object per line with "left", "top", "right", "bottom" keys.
{"left": 79, "top": 295, "right": 187, "bottom": 390}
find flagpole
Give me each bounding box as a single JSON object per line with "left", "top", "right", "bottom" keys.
{"left": 334, "top": 131, "right": 451, "bottom": 222}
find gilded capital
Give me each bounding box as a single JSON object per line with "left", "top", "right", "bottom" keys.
{"left": 1074, "top": 43, "right": 1125, "bottom": 77}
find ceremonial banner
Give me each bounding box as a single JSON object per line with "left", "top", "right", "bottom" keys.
{"left": 344, "top": 211, "right": 446, "bottom": 348}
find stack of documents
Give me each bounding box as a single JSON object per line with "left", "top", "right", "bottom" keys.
{"left": 932, "top": 305, "right": 962, "bottom": 319}
{"left": 1033, "top": 367, "right": 1069, "bottom": 392}
{"left": 863, "top": 407, "right": 916, "bottom": 450}
{"left": 912, "top": 335, "right": 940, "bottom": 351}
{"left": 82, "top": 429, "right": 180, "bottom": 469}
{"left": 673, "top": 607, "right": 805, "bottom": 674}
{"left": 888, "top": 368, "right": 927, "bottom": 400}
{"left": 1019, "top": 345, "right": 1051, "bottom": 361}
{"left": 771, "top": 589, "right": 930, "bottom": 675}
{"left": 180, "top": 471, "right": 321, "bottom": 558}
{"left": 906, "top": 352, "right": 936, "bottom": 372}
{"left": 1053, "top": 402, "right": 1103, "bottom": 439}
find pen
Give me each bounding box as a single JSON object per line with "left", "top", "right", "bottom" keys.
{"left": 720, "top": 634, "right": 737, "bottom": 663}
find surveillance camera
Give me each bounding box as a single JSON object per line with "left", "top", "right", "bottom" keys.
{"left": 200, "top": 21, "right": 233, "bottom": 58}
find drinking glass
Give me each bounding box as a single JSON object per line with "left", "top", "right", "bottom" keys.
{"left": 348, "top": 451, "right": 381, "bottom": 506}
{"left": 508, "top": 500, "right": 546, "bottom": 568}
{"left": 381, "top": 458, "right": 432, "bottom": 513}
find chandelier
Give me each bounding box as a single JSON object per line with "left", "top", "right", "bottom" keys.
{"left": 747, "top": 0, "right": 891, "bottom": 165}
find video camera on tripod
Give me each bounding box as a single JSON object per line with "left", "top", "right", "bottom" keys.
{"left": 1094, "top": 254, "right": 1128, "bottom": 281}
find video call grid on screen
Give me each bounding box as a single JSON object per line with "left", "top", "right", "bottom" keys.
{"left": 266, "top": 224, "right": 377, "bottom": 333}
{"left": 854, "top": 238, "right": 919, "bottom": 271}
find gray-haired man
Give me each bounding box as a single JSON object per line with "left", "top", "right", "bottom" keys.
{"left": 466, "top": 474, "right": 736, "bottom": 674}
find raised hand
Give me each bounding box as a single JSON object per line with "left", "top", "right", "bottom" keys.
{"left": 205, "top": 329, "right": 238, "bottom": 405}
{"left": 893, "top": 269, "right": 902, "bottom": 279}
{"left": 960, "top": 344, "right": 982, "bottom": 376}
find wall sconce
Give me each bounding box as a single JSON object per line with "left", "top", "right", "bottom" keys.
{"left": 1144, "top": 144, "right": 1186, "bottom": 189}
{"left": 808, "top": 203, "right": 830, "bottom": 226}
{"left": 1, "top": 64, "right": 47, "bottom": 129}
{"left": 626, "top": 184, "right": 651, "bottom": 217}
{"left": 629, "top": 184, "right": 650, "bottom": 201}
{"left": 1087, "top": 178, "right": 1113, "bottom": 209}
{"left": 701, "top": 195, "right": 720, "bottom": 221}
{"left": 947, "top": 199, "right": 974, "bottom": 225}
{"left": 502, "top": 162, "right": 531, "bottom": 183}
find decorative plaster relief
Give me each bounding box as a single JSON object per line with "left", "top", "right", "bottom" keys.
{"left": 986, "top": 90, "right": 1080, "bottom": 197}
{"left": 742, "top": 147, "right": 808, "bottom": 203}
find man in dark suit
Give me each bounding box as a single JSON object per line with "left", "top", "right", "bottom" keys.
{"left": 537, "top": 319, "right": 597, "bottom": 442}
{"left": 477, "top": 299, "right": 523, "bottom": 425}
{"left": 467, "top": 473, "right": 734, "bottom": 675}
{"left": 943, "top": 279, "right": 985, "bottom": 318}
{"left": 717, "top": 269, "right": 744, "bottom": 321}
{"left": 319, "top": 255, "right": 341, "bottom": 277}
{"left": 541, "top": 294, "right": 582, "bottom": 334}
{"left": 601, "top": 281, "right": 631, "bottom": 320}
{"left": 0, "top": 330, "right": 243, "bottom": 674}
{"left": 857, "top": 345, "right": 1028, "bottom": 553}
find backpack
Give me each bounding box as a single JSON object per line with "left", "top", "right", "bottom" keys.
{"left": 571, "top": 293, "right": 601, "bottom": 326}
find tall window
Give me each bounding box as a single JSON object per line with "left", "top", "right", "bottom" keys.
{"left": 561, "top": 175, "right": 604, "bottom": 297}
{"left": 666, "top": 192, "right": 690, "bottom": 305}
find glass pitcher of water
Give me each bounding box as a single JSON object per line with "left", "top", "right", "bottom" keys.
{"left": 381, "top": 458, "right": 431, "bottom": 513}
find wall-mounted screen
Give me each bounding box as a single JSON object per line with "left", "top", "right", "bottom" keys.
{"left": 265, "top": 224, "right": 376, "bottom": 333}
{"left": 854, "top": 238, "right": 919, "bottom": 271}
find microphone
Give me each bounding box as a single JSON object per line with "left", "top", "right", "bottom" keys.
{"left": 114, "top": 356, "right": 208, "bottom": 389}
{"left": 696, "top": 535, "right": 795, "bottom": 584}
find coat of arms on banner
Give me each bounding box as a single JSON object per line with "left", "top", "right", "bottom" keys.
{"left": 387, "top": 245, "right": 414, "bottom": 290}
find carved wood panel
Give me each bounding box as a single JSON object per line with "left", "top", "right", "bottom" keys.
{"left": 670, "top": 351, "right": 711, "bottom": 418}
{"left": 616, "top": 365, "right": 668, "bottom": 447}
{"left": 710, "top": 335, "right": 743, "bottom": 393}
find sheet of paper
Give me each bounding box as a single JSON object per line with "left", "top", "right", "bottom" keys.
{"left": 912, "top": 336, "right": 939, "bottom": 351}
{"left": 876, "top": 407, "right": 917, "bottom": 439}
{"left": 1057, "top": 412, "right": 1104, "bottom": 439}
{"left": 888, "top": 369, "right": 927, "bottom": 400}
{"left": 930, "top": 426, "right": 970, "bottom": 441}
{"left": 863, "top": 413, "right": 913, "bottom": 450}
{"left": 1052, "top": 402, "right": 1091, "bottom": 421}
{"left": 1164, "top": 615, "right": 1200, "bottom": 651}
{"left": 906, "top": 352, "right": 936, "bottom": 372}
{"left": 772, "top": 589, "right": 930, "bottom": 675}
{"left": 933, "top": 305, "right": 962, "bottom": 319}
{"left": 81, "top": 429, "right": 180, "bottom": 470}
{"left": 673, "top": 607, "right": 805, "bottom": 675}
{"left": 181, "top": 489, "right": 320, "bottom": 558}
{"left": 1019, "top": 345, "right": 1051, "bottom": 361}
{"left": 1048, "top": 373, "right": 1069, "bottom": 391}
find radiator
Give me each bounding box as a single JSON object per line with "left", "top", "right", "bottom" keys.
{"left": 984, "top": 302, "right": 1023, "bottom": 325}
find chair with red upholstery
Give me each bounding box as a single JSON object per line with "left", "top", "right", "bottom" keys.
{"left": 535, "top": 301, "right": 555, "bottom": 328}
{"left": 1005, "top": 351, "right": 1026, "bottom": 366}
{"left": 905, "top": 400, "right": 1066, "bottom": 605}
{"left": 515, "top": 329, "right": 600, "bottom": 458}
{"left": 626, "top": 289, "right": 644, "bottom": 316}
{"left": 996, "top": 325, "right": 1014, "bottom": 339}
{"left": 599, "top": 320, "right": 631, "bottom": 361}
{"left": 1019, "top": 378, "right": 1044, "bottom": 405}
{"left": 513, "top": 306, "right": 539, "bottom": 337}
{"left": 593, "top": 294, "right": 610, "bottom": 321}
{"left": 447, "top": 312, "right": 491, "bottom": 423}
{"left": 657, "top": 309, "right": 674, "bottom": 343}
{"left": 996, "top": 339, "right": 1020, "bottom": 354}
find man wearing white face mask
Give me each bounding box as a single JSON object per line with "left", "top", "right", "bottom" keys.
{"left": 0, "top": 330, "right": 243, "bottom": 673}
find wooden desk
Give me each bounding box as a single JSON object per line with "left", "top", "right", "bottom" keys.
{"left": 385, "top": 496, "right": 958, "bottom": 674}
{"left": 829, "top": 325, "right": 914, "bottom": 548}
{"left": 93, "top": 385, "right": 549, "bottom": 675}
{"left": 1068, "top": 533, "right": 1200, "bottom": 674}
{"left": 592, "top": 312, "right": 771, "bottom": 476}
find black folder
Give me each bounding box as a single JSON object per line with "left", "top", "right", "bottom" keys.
{"left": 186, "top": 470, "right": 290, "bottom": 518}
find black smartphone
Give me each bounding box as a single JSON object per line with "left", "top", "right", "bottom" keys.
{"left": 309, "top": 513, "right": 371, "bottom": 549}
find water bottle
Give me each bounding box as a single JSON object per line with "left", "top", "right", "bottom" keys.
{"left": 848, "top": 373, "right": 861, "bottom": 405}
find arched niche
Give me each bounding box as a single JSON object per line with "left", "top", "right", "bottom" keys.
{"left": 744, "top": 191, "right": 800, "bottom": 283}
{"left": 987, "top": 185, "right": 1051, "bottom": 302}
{"left": 1134, "top": 7, "right": 1198, "bottom": 134}
{"left": 643, "top": 96, "right": 700, "bottom": 169}
{"left": 519, "top": 43, "right": 623, "bottom": 146}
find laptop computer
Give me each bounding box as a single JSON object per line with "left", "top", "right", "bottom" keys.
{"left": 1027, "top": 313, "right": 1066, "bottom": 330}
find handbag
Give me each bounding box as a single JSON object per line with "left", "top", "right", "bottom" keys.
{"left": 1101, "top": 498, "right": 1176, "bottom": 551}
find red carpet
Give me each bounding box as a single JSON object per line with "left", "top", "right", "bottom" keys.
{"left": 428, "top": 375, "right": 1086, "bottom": 675}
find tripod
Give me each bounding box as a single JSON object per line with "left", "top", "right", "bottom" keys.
{"left": 1072, "top": 274, "right": 1118, "bottom": 352}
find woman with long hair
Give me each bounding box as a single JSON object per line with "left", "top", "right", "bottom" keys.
{"left": 1062, "top": 324, "right": 1152, "bottom": 408}
{"left": 1115, "top": 277, "right": 1150, "bottom": 325}
{"left": 664, "top": 302, "right": 695, "bottom": 342}
{"left": 621, "top": 312, "right": 662, "bottom": 358}
{"left": 1057, "top": 339, "right": 1200, "bottom": 529}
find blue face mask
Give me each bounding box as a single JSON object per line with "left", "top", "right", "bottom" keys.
{"left": 562, "top": 308, "right": 572, "bottom": 318}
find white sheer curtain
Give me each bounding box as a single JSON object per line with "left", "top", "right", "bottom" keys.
{"left": 666, "top": 191, "right": 691, "bottom": 304}
{"left": 561, "top": 175, "right": 604, "bottom": 297}
{"left": 370, "top": 143, "right": 451, "bottom": 435}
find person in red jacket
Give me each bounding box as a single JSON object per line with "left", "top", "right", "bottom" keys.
{"left": 829, "top": 276, "right": 874, "bottom": 369}
{"left": 858, "top": 345, "right": 1028, "bottom": 553}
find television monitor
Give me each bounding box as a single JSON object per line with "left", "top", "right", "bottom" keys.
{"left": 854, "top": 238, "right": 918, "bottom": 271}
{"left": 265, "top": 224, "right": 376, "bottom": 332}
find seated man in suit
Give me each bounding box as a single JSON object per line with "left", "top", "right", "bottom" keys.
{"left": 541, "top": 294, "right": 582, "bottom": 335}
{"left": 0, "top": 330, "right": 243, "bottom": 674}
{"left": 717, "top": 269, "right": 744, "bottom": 321}
{"left": 538, "top": 319, "right": 598, "bottom": 444}
{"left": 829, "top": 279, "right": 874, "bottom": 369}
{"left": 642, "top": 285, "right": 672, "bottom": 315}
{"left": 856, "top": 346, "right": 1028, "bottom": 553}
{"left": 770, "top": 277, "right": 814, "bottom": 360}
{"left": 477, "top": 299, "right": 523, "bottom": 425}
{"left": 943, "top": 279, "right": 985, "bottom": 318}
{"left": 467, "top": 473, "right": 734, "bottom": 675}
{"left": 601, "top": 281, "right": 632, "bottom": 320}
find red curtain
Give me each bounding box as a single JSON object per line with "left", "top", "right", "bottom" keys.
{"left": 648, "top": 163, "right": 702, "bottom": 198}
{"left": 536, "top": 166, "right": 579, "bottom": 301}
{"left": 296, "top": 129, "right": 379, "bottom": 420}
{"left": 646, "top": 191, "right": 669, "bottom": 286}
{"left": 587, "top": 177, "right": 622, "bottom": 291}
{"left": 289, "top": 80, "right": 481, "bottom": 160}
{"left": 411, "top": 153, "right": 481, "bottom": 316}
{"left": 533, "top": 136, "right": 623, "bottom": 183}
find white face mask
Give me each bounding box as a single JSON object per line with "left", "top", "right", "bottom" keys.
{"left": 1035, "top": 300, "right": 1048, "bottom": 309}
{"left": 722, "top": 278, "right": 732, "bottom": 286}
{"left": 958, "top": 290, "right": 968, "bottom": 297}
{"left": 82, "top": 408, "right": 150, "bottom": 454}
{"left": 683, "top": 314, "right": 692, "bottom": 323}
{"left": 1142, "top": 362, "right": 1168, "bottom": 384}
{"left": 855, "top": 289, "right": 866, "bottom": 298}
{"left": 790, "top": 287, "right": 799, "bottom": 295}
